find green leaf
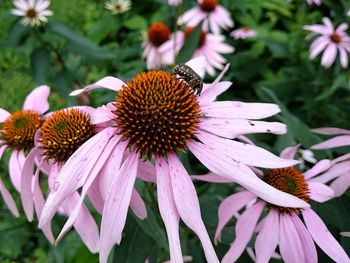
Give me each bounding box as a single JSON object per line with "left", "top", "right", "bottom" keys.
{"left": 175, "top": 21, "right": 203, "bottom": 64}
{"left": 2, "top": 20, "right": 30, "bottom": 47}
{"left": 89, "top": 16, "right": 118, "bottom": 44}
{"left": 31, "top": 48, "right": 51, "bottom": 85}
{"left": 47, "top": 21, "right": 116, "bottom": 60}
{"left": 123, "top": 15, "right": 147, "bottom": 30}
{"left": 52, "top": 70, "right": 76, "bottom": 106}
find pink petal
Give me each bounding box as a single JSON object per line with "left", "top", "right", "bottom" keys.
{"left": 331, "top": 153, "right": 350, "bottom": 165}
{"left": 321, "top": 43, "right": 337, "bottom": 68}
{"left": 9, "top": 150, "right": 22, "bottom": 192}
{"left": 70, "top": 77, "right": 125, "bottom": 96}
{"left": 323, "top": 17, "right": 334, "bottom": 32}
{"left": 290, "top": 213, "right": 318, "bottom": 263}
{"left": 60, "top": 193, "right": 100, "bottom": 253}
{"left": 222, "top": 201, "right": 265, "bottom": 263}
{"left": 279, "top": 145, "right": 299, "bottom": 160}
{"left": 192, "top": 172, "right": 234, "bottom": 183}
{"left": 330, "top": 174, "right": 350, "bottom": 197}
{"left": 168, "top": 153, "right": 219, "bottom": 263}
{"left": 312, "top": 127, "right": 350, "bottom": 135}
{"left": 200, "top": 118, "right": 286, "bottom": 139}
{"left": 0, "top": 108, "right": 10, "bottom": 123}
{"left": 130, "top": 189, "right": 147, "bottom": 219}
{"left": 99, "top": 151, "right": 140, "bottom": 263}
{"left": 91, "top": 103, "right": 115, "bottom": 125}
{"left": 197, "top": 131, "right": 299, "bottom": 168}
{"left": 137, "top": 160, "right": 157, "bottom": 183}
{"left": 215, "top": 191, "right": 257, "bottom": 243}
{"left": 188, "top": 140, "right": 309, "bottom": 208}
{"left": 312, "top": 135, "right": 350, "bottom": 149}
{"left": 255, "top": 209, "right": 279, "bottom": 263}
{"left": 21, "top": 148, "right": 41, "bottom": 221}
{"left": 87, "top": 177, "right": 104, "bottom": 214}
{"left": 199, "top": 81, "right": 231, "bottom": 106}
{"left": 185, "top": 56, "right": 206, "bottom": 79}
{"left": 309, "top": 36, "right": 329, "bottom": 59}
{"left": 39, "top": 127, "right": 117, "bottom": 228}
{"left": 341, "top": 232, "right": 350, "bottom": 237}
{"left": 304, "top": 159, "right": 331, "bottom": 179}
{"left": 303, "top": 208, "right": 350, "bottom": 262}
{"left": 201, "top": 101, "right": 281, "bottom": 120}
{"left": 279, "top": 213, "right": 305, "bottom": 263}
{"left": 310, "top": 161, "right": 350, "bottom": 184}
{"left": 155, "top": 156, "right": 183, "bottom": 263}
{"left": 308, "top": 182, "right": 334, "bottom": 202}
{"left": 23, "top": 85, "right": 50, "bottom": 113}
{"left": 339, "top": 47, "right": 349, "bottom": 68}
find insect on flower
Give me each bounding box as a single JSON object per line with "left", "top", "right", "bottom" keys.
{"left": 173, "top": 63, "right": 203, "bottom": 95}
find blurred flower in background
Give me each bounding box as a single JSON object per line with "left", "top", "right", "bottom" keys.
{"left": 230, "top": 27, "right": 257, "bottom": 39}
{"left": 0, "top": 86, "right": 50, "bottom": 217}
{"left": 105, "top": 0, "right": 131, "bottom": 15}
{"left": 168, "top": 0, "right": 182, "bottom": 6}
{"left": 160, "top": 28, "right": 234, "bottom": 75}
{"left": 304, "top": 17, "right": 350, "bottom": 68}
{"left": 306, "top": 0, "right": 321, "bottom": 5}
{"left": 142, "top": 22, "right": 172, "bottom": 69}
{"left": 178, "top": 0, "right": 233, "bottom": 34}
{"left": 11, "top": 0, "right": 53, "bottom": 27}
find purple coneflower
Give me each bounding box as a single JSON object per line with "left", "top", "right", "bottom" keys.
{"left": 160, "top": 28, "right": 234, "bottom": 76}
{"left": 195, "top": 146, "right": 350, "bottom": 263}
{"left": 306, "top": 0, "right": 321, "bottom": 5}
{"left": 38, "top": 58, "right": 308, "bottom": 263}
{"left": 311, "top": 127, "right": 350, "bottom": 197}
{"left": 11, "top": 0, "right": 53, "bottom": 27}
{"left": 142, "top": 22, "right": 172, "bottom": 69}
{"left": 178, "top": 0, "right": 233, "bottom": 34}
{"left": 304, "top": 17, "right": 350, "bottom": 68}
{"left": 0, "top": 85, "right": 50, "bottom": 217}
{"left": 230, "top": 27, "right": 257, "bottom": 40}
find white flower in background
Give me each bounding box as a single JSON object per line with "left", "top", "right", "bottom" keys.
{"left": 11, "top": 0, "right": 53, "bottom": 27}
{"left": 168, "top": 0, "right": 182, "bottom": 6}
{"left": 347, "top": 8, "right": 350, "bottom": 17}
{"left": 105, "top": 0, "right": 131, "bottom": 14}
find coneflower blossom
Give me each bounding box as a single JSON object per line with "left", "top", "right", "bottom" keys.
{"left": 196, "top": 146, "right": 350, "bottom": 263}
{"left": 105, "top": 0, "right": 131, "bottom": 14}
{"left": 160, "top": 28, "right": 234, "bottom": 76}
{"left": 230, "top": 27, "right": 257, "bottom": 40}
{"left": 38, "top": 58, "right": 309, "bottom": 263}
{"left": 0, "top": 85, "right": 50, "bottom": 217}
{"left": 11, "top": 0, "right": 53, "bottom": 27}
{"left": 311, "top": 127, "right": 350, "bottom": 197}
{"left": 177, "top": 0, "right": 233, "bottom": 34}
{"left": 306, "top": 0, "right": 321, "bottom": 5}
{"left": 304, "top": 17, "right": 350, "bottom": 68}
{"left": 20, "top": 107, "right": 102, "bottom": 251}
{"left": 142, "top": 22, "right": 172, "bottom": 69}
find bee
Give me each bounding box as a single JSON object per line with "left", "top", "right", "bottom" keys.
{"left": 173, "top": 64, "right": 203, "bottom": 95}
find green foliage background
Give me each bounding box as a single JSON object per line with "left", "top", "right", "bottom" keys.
{"left": 0, "top": 0, "right": 350, "bottom": 262}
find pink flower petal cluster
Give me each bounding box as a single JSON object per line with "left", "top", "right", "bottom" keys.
{"left": 304, "top": 17, "right": 350, "bottom": 68}
{"left": 312, "top": 127, "right": 350, "bottom": 197}
{"left": 195, "top": 146, "right": 350, "bottom": 263}
{"left": 230, "top": 27, "right": 257, "bottom": 40}
{"left": 0, "top": 85, "right": 50, "bottom": 217}
{"left": 38, "top": 58, "right": 309, "bottom": 263}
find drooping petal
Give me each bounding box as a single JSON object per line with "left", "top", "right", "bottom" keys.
{"left": 280, "top": 145, "right": 299, "bottom": 160}
{"left": 59, "top": 192, "right": 100, "bottom": 253}
{"left": 87, "top": 177, "right": 104, "bottom": 214}
{"left": 201, "top": 101, "right": 281, "bottom": 120}
{"left": 0, "top": 108, "right": 10, "bottom": 123}
{"left": 279, "top": 213, "right": 305, "bottom": 263}
{"left": 321, "top": 43, "right": 337, "bottom": 68}
{"left": 39, "top": 127, "right": 116, "bottom": 228}
{"left": 99, "top": 151, "right": 140, "bottom": 263}
{"left": 222, "top": 201, "right": 265, "bottom": 263}
{"left": 130, "top": 189, "right": 147, "bottom": 220}
{"left": 310, "top": 161, "right": 350, "bottom": 184}
{"left": 191, "top": 172, "right": 234, "bottom": 183}
{"left": 137, "top": 160, "right": 157, "bottom": 183}
{"left": 308, "top": 182, "right": 334, "bottom": 202}
{"left": 168, "top": 153, "right": 219, "bottom": 263}
{"left": 188, "top": 140, "right": 309, "bottom": 208}
{"left": 23, "top": 85, "right": 50, "bottom": 113}
{"left": 215, "top": 191, "right": 257, "bottom": 243}
{"left": 198, "top": 81, "right": 232, "bottom": 106}
{"left": 290, "top": 213, "right": 318, "bottom": 263}
{"left": 70, "top": 77, "right": 125, "bottom": 96}
{"left": 155, "top": 156, "right": 183, "bottom": 263}
{"left": 329, "top": 174, "right": 350, "bottom": 197}
{"left": 255, "top": 209, "right": 279, "bottom": 263}
{"left": 197, "top": 131, "right": 299, "bottom": 168}
{"left": 304, "top": 160, "right": 331, "bottom": 179}
{"left": 312, "top": 135, "right": 350, "bottom": 149}
{"left": 312, "top": 127, "right": 350, "bottom": 136}
{"left": 303, "top": 208, "right": 350, "bottom": 263}
{"left": 9, "top": 150, "right": 22, "bottom": 192}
